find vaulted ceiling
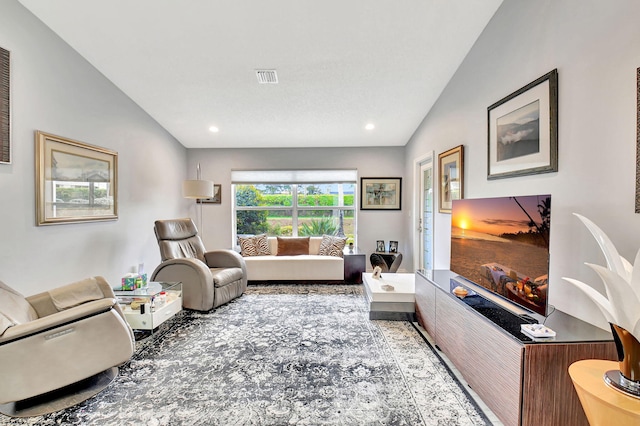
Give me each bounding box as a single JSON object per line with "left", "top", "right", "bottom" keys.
{"left": 19, "top": 0, "right": 502, "bottom": 149}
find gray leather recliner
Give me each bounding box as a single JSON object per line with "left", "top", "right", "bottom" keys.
{"left": 151, "top": 218, "right": 247, "bottom": 311}
{"left": 0, "top": 276, "right": 135, "bottom": 406}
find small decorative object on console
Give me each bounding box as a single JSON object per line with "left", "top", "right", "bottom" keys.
{"left": 389, "top": 241, "right": 398, "bottom": 253}
{"left": 372, "top": 266, "right": 382, "bottom": 279}
{"left": 521, "top": 324, "right": 556, "bottom": 338}
{"left": 376, "top": 240, "right": 385, "bottom": 252}
{"left": 452, "top": 286, "right": 468, "bottom": 297}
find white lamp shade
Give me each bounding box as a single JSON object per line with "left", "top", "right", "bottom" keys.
{"left": 183, "top": 179, "right": 214, "bottom": 199}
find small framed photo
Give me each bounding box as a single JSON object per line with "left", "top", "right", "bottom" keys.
{"left": 197, "top": 184, "right": 222, "bottom": 204}
{"left": 360, "top": 177, "right": 402, "bottom": 210}
{"left": 376, "top": 240, "right": 385, "bottom": 253}
{"left": 488, "top": 69, "right": 558, "bottom": 179}
{"left": 36, "top": 131, "right": 118, "bottom": 226}
{"left": 438, "top": 145, "right": 464, "bottom": 213}
{"left": 389, "top": 241, "right": 398, "bottom": 253}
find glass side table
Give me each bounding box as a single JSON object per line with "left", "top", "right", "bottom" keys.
{"left": 113, "top": 282, "right": 182, "bottom": 331}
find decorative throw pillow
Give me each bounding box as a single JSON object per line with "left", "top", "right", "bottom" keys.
{"left": 238, "top": 234, "right": 271, "bottom": 257}
{"left": 277, "top": 237, "right": 310, "bottom": 256}
{"left": 318, "top": 235, "right": 347, "bottom": 258}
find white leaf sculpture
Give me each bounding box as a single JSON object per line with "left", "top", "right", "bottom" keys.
{"left": 562, "top": 213, "right": 640, "bottom": 342}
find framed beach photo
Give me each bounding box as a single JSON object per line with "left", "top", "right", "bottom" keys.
{"left": 360, "top": 177, "right": 402, "bottom": 210}
{"left": 438, "top": 145, "right": 464, "bottom": 213}
{"left": 488, "top": 69, "right": 558, "bottom": 180}
{"left": 36, "top": 131, "right": 118, "bottom": 225}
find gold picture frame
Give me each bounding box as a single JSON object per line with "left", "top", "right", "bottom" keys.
{"left": 438, "top": 145, "right": 464, "bottom": 213}
{"left": 35, "top": 131, "right": 118, "bottom": 225}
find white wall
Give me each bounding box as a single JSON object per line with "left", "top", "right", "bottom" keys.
{"left": 0, "top": 1, "right": 187, "bottom": 295}
{"left": 405, "top": 0, "right": 640, "bottom": 329}
{"left": 186, "top": 147, "right": 407, "bottom": 269}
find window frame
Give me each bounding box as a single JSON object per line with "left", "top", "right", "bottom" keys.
{"left": 233, "top": 181, "right": 357, "bottom": 244}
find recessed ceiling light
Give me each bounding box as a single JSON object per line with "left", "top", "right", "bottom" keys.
{"left": 365, "top": 123, "right": 375, "bottom": 130}
{"left": 209, "top": 126, "right": 219, "bottom": 133}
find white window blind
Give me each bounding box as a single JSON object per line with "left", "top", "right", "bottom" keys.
{"left": 231, "top": 169, "right": 357, "bottom": 184}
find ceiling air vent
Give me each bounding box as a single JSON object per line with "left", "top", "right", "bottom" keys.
{"left": 256, "top": 69, "right": 278, "bottom": 84}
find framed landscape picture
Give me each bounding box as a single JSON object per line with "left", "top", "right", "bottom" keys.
{"left": 438, "top": 145, "right": 464, "bottom": 213}
{"left": 488, "top": 69, "right": 558, "bottom": 179}
{"left": 36, "top": 131, "right": 118, "bottom": 225}
{"left": 360, "top": 177, "right": 402, "bottom": 210}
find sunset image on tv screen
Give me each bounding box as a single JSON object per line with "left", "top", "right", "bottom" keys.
{"left": 450, "top": 194, "right": 551, "bottom": 316}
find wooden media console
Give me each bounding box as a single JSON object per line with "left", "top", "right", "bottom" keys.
{"left": 415, "top": 270, "right": 617, "bottom": 426}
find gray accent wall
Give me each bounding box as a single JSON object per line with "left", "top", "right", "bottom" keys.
{"left": 405, "top": 0, "right": 640, "bottom": 329}
{"left": 187, "top": 147, "right": 406, "bottom": 261}
{"left": 0, "top": 1, "right": 187, "bottom": 294}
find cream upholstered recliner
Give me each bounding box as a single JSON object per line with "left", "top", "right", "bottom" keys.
{"left": 151, "top": 218, "right": 247, "bottom": 311}
{"left": 0, "top": 276, "right": 135, "bottom": 407}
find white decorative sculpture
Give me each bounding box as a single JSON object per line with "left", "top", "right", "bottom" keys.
{"left": 562, "top": 213, "right": 640, "bottom": 396}
{"left": 372, "top": 266, "right": 382, "bottom": 279}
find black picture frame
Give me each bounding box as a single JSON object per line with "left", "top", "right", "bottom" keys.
{"left": 487, "top": 69, "right": 558, "bottom": 179}
{"left": 197, "top": 184, "right": 222, "bottom": 204}
{"left": 0, "top": 46, "right": 9, "bottom": 164}
{"left": 360, "top": 177, "right": 402, "bottom": 210}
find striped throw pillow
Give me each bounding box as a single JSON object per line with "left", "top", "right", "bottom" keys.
{"left": 318, "top": 235, "right": 347, "bottom": 258}
{"left": 238, "top": 234, "right": 271, "bottom": 257}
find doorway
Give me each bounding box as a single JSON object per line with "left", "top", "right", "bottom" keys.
{"left": 414, "top": 153, "right": 434, "bottom": 271}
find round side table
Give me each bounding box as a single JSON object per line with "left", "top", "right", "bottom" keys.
{"left": 569, "top": 359, "right": 640, "bottom": 426}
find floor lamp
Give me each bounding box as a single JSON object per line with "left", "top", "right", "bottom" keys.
{"left": 182, "top": 163, "right": 214, "bottom": 234}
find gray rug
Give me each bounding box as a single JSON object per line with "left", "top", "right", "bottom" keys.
{"left": 0, "top": 284, "right": 489, "bottom": 425}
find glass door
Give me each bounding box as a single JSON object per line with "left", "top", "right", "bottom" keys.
{"left": 419, "top": 159, "right": 433, "bottom": 270}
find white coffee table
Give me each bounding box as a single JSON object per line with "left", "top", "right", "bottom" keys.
{"left": 362, "top": 272, "right": 415, "bottom": 320}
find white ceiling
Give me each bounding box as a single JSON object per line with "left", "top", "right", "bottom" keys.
{"left": 19, "top": 0, "right": 502, "bottom": 149}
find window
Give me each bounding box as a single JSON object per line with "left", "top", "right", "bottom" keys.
{"left": 232, "top": 170, "right": 357, "bottom": 244}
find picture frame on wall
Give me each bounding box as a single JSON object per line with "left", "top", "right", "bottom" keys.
{"left": 487, "top": 69, "right": 558, "bottom": 180}
{"left": 0, "top": 46, "right": 9, "bottom": 164}
{"left": 197, "top": 184, "right": 222, "bottom": 204}
{"left": 35, "top": 131, "right": 118, "bottom": 226}
{"left": 636, "top": 67, "right": 640, "bottom": 214}
{"left": 438, "top": 145, "right": 464, "bottom": 213}
{"left": 360, "top": 177, "right": 402, "bottom": 210}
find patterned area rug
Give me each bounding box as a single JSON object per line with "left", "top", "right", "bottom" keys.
{"left": 0, "top": 285, "right": 490, "bottom": 425}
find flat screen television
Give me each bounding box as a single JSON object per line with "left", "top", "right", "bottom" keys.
{"left": 450, "top": 194, "right": 551, "bottom": 316}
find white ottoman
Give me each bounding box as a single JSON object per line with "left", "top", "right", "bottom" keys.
{"left": 362, "top": 272, "right": 415, "bottom": 320}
